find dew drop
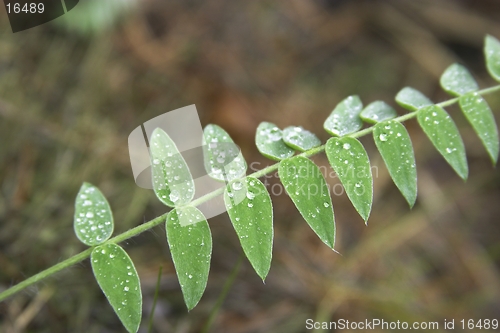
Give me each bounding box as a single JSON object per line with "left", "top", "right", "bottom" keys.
{"left": 232, "top": 181, "right": 243, "bottom": 191}
{"left": 268, "top": 127, "right": 282, "bottom": 141}
{"left": 379, "top": 134, "right": 388, "bottom": 142}
{"left": 169, "top": 190, "right": 180, "bottom": 203}
{"left": 343, "top": 143, "right": 351, "bottom": 150}
{"left": 246, "top": 192, "right": 255, "bottom": 200}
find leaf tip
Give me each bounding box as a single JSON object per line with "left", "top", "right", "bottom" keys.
{"left": 407, "top": 197, "right": 417, "bottom": 209}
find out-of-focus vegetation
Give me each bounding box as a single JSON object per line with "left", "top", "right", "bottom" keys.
{"left": 1, "top": 0, "right": 500, "bottom": 332}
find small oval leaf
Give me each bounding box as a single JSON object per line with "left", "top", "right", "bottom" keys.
{"left": 255, "top": 122, "right": 295, "bottom": 161}
{"left": 459, "top": 92, "right": 499, "bottom": 165}
{"left": 91, "top": 244, "right": 142, "bottom": 333}
{"left": 360, "top": 101, "right": 397, "bottom": 124}
{"left": 166, "top": 206, "right": 212, "bottom": 310}
{"left": 203, "top": 124, "right": 247, "bottom": 182}
{"left": 150, "top": 128, "right": 195, "bottom": 207}
{"left": 282, "top": 126, "right": 321, "bottom": 151}
{"left": 440, "top": 63, "right": 478, "bottom": 96}
{"left": 74, "top": 182, "right": 114, "bottom": 246}
{"left": 325, "top": 137, "right": 373, "bottom": 222}
{"left": 485, "top": 35, "right": 500, "bottom": 82}
{"left": 417, "top": 105, "right": 468, "bottom": 180}
{"left": 373, "top": 121, "right": 417, "bottom": 207}
{"left": 324, "top": 95, "right": 363, "bottom": 136}
{"left": 224, "top": 177, "right": 273, "bottom": 280}
{"left": 395, "top": 87, "right": 433, "bottom": 111}
{"left": 278, "top": 156, "right": 335, "bottom": 248}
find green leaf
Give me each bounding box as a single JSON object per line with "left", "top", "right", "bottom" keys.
{"left": 485, "top": 35, "right": 500, "bottom": 82}
{"left": 325, "top": 137, "right": 373, "bottom": 222}
{"left": 459, "top": 92, "right": 499, "bottom": 164}
{"left": 91, "top": 244, "right": 142, "bottom": 333}
{"left": 166, "top": 206, "right": 212, "bottom": 310}
{"left": 255, "top": 122, "right": 295, "bottom": 161}
{"left": 360, "top": 101, "right": 397, "bottom": 124}
{"left": 202, "top": 124, "right": 247, "bottom": 182}
{"left": 149, "top": 128, "right": 195, "bottom": 207}
{"left": 324, "top": 95, "right": 363, "bottom": 136}
{"left": 373, "top": 121, "right": 417, "bottom": 207}
{"left": 224, "top": 178, "right": 273, "bottom": 280}
{"left": 440, "top": 63, "right": 478, "bottom": 96}
{"left": 74, "top": 182, "right": 114, "bottom": 246}
{"left": 395, "top": 87, "right": 433, "bottom": 111}
{"left": 417, "top": 105, "right": 468, "bottom": 180}
{"left": 282, "top": 126, "right": 321, "bottom": 151}
{"left": 278, "top": 156, "right": 335, "bottom": 248}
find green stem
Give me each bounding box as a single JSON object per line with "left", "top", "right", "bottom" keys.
{"left": 148, "top": 266, "right": 163, "bottom": 333}
{"left": 1, "top": 84, "right": 499, "bottom": 302}
{"left": 201, "top": 252, "right": 243, "bottom": 333}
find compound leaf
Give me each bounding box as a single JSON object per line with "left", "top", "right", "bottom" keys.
{"left": 417, "top": 105, "right": 468, "bottom": 180}
{"left": 360, "top": 101, "right": 397, "bottom": 124}
{"left": 440, "top": 63, "right": 478, "bottom": 97}
{"left": 256, "top": 122, "right": 295, "bottom": 161}
{"left": 166, "top": 206, "right": 212, "bottom": 310}
{"left": 395, "top": 87, "right": 433, "bottom": 111}
{"left": 91, "top": 244, "right": 142, "bottom": 333}
{"left": 325, "top": 137, "right": 373, "bottom": 222}
{"left": 278, "top": 156, "right": 335, "bottom": 248}
{"left": 373, "top": 121, "right": 417, "bottom": 207}
{"left": 459, "top": 92, "right": 499, "bottom": 165}
{"left": 74, "top": 182, "right": 114, "bottom": 246}
{"left": 283, "top": 126, "right": 321, "bottom": 152}
{"left": 224, "top": 178, "right": 273, "bottom": 280}
{"left": 485, "top": 35, "right": 500, "bottom": 82}
{"left": 150, "top": 128, "right": 195, "bottom": 207}
{"left": 324, "top": 95, "right": 363, "bottom": 136}
{"left": 203, "top": 124, "right": 247, "bottom": 182}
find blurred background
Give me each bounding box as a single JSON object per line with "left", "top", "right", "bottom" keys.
{"left": 1, "top": 0, "right": 500, "bottom": 332}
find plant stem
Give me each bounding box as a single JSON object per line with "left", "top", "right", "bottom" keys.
{"left": 1, "top": 84, "right": 499, "bottom": 302}
{"left": 148, "top": 266, "right": 163, "bottom": 333}
{"left": 201, "top": 252, "right": 243, "bottom": 333}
